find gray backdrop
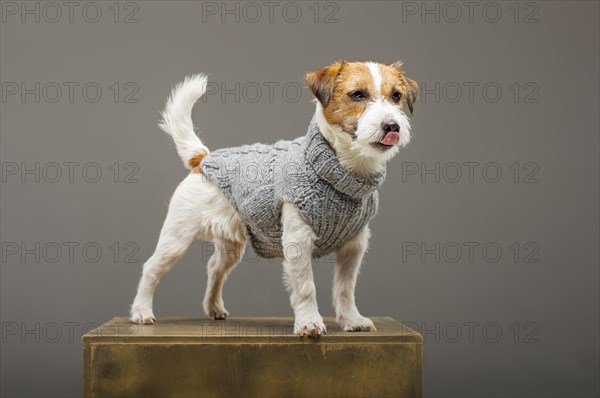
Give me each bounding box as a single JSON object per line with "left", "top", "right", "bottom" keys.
{"left": 1, "top": 1, "right": 598, "bottom": 397}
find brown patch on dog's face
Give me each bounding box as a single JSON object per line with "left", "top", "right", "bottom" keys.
{"left": 385, "top": 62, "right": 419, "bottom": 114}
{"left": 306, "top": 61, "right": 418, "bottom": 134}
{"left": 189, "top": 150, "right": 208, "bottom": 173}
{"left": 322, "top": 62, "right": 376, "bottom": 134}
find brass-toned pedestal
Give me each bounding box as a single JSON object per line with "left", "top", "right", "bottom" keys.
{"left": 83, "top": 317, "right": 422, "bottom": 398}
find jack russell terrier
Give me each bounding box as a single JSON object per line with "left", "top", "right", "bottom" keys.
{"left": 131, "top": 61, "right": 418, "bottom": 337}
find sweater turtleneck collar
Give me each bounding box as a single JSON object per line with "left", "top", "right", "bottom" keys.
{"left": 304, "top": 116, "right": 386, "bottom": 199}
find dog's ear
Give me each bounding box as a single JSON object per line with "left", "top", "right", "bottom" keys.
{"left": 403, "top": 77, "right": 418, "bottom": 114}
{"left": 392, "top": 61, "right": 418, "bottom": 114}
{"left": 305, "top": 61, "right": 345, "bottom": 108}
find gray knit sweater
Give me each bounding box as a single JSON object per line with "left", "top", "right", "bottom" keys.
{"left": 200, "top": 116, "right": 385, "bottom": 258}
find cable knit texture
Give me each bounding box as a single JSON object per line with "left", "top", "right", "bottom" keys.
{"left": 200, "top": 116, "right": 385, "bottom": 258}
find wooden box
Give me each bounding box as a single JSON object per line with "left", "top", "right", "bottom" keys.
{"left": 83, "top": 317, "right": 422, "bottom": 398}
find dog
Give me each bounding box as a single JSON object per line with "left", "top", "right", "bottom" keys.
{"left": 130, "top": 61, "right": 418, "bottom": 336}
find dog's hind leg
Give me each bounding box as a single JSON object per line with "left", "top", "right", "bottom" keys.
{"left": 130, "top": 174, "right": 209, "bottom": 324}
{"left": 130, "top": 172, "right": 245, "bottom": 324}
{"left": 203, "top": 239, "right": 245, "bottom": 319}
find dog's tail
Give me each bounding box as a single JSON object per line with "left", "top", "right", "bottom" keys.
{"left": 159, "top": 74, "right": 210, "bottom": 171}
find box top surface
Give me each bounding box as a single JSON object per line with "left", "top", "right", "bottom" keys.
{"left": 83, "top": 317, "right": 422, "bottom": 344}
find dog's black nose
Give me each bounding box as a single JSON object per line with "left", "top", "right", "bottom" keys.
{"left": 382, "top": 122, "right": 400, "bottom": 133}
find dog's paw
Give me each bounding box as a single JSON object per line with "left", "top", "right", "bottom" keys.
{"left": 209, "top": 310, "right": 228, "bottom": 320}
{"left": 203, "top": 301, "right": 229, "bottom": 320}
{"left": 294, "top": 317, "right": 327, "bottom": 337}
{"left": 130, "top": 307, "right": 156, "bottom": 325}
{"left": 337, "top": 315, "right": 376, "bottom": 332}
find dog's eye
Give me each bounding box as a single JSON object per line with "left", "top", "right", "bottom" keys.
{"left": 391, "top": 91, "right": 402, "bottom": 102}
{"left": 349, "top": 91, "right": 366, "bottom": 101}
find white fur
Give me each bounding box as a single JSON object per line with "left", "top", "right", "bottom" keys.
{"left": 334, "top": 225, "right": 376, "bottom": 331}
{"left": 280, "top": 203, "right": 326, "bottom": 336}
{"left": 131, "top": 66, "right": 410, "bottom": 335}
{"left": 159, "top": 74, "right": 210, "bottom": 169}
{"left": 366, "top": 62, "right": 383, "bottom": 95}
{"left": 355, "top": 100, "right": 412, "bottom": 152}
{"left": 315, "top": 101, "right": 411, "bottom": 179}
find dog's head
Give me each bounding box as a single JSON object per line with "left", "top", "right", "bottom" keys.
{"left": 306, "top": 61, "right": 417, "bottom": 163}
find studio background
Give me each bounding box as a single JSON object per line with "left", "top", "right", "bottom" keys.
{"left": 1, "top": 1, "right": 598, "bottom": 397}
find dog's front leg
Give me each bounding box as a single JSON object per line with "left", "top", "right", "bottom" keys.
{"left": 281, "top": 203, "right": 326, "bottom": 336}
{"left": 333, "top": 226, "right": 376, "bottom": 332}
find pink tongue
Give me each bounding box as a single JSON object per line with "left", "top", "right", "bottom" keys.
{"left": 379, "top": 131, "right": 400, "bottom": 145}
